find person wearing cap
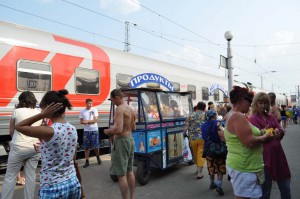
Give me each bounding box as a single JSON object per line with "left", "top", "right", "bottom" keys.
{"left": 201, "top": 109, "right": 226, "bottom": 196}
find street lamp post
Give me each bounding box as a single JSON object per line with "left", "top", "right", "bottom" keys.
{"left": 224, "top": 31, "right": 233, "bottom": 94}
{"left": 259, "top": 70, "right": 276, "bottom": 89}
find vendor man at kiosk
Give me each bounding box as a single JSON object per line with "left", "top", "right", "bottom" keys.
{"left": 104, "top": 89, "right": 136, "bottom": 199}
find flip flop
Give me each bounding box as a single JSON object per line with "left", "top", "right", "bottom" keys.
{"left": 197, "top": 174, "right": 204, "bottom": 179}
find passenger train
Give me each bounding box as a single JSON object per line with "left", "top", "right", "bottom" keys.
{"left": 0, "top": 21, "right": 288, "bottom": 160}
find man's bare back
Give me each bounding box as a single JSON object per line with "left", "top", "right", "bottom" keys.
{"left": 114, "top": 102, "right": 136, "bottom": 139}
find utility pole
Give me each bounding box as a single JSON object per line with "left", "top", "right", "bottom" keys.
{"left": 259, "top": 71, "right": 276, "bottom": 89}
{"left": 124, "top": 21, "right": 130, "bottom": 52}
{"left": 124, "top": 21, "right": 137, "bottom": 52}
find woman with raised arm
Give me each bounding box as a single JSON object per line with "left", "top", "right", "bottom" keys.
{"left": 15, "top": 89, "right": 81, "bottom": 199}
{"left": 225, "top": 86, "right": 272, "bottom": 199}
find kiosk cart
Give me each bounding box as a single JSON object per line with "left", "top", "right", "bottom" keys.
{"left": 108, "top": 88, "right": 193, "bottom": 185}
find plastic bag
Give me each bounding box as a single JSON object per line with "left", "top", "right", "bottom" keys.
{"left": 183, "top": 137, "right": 192, "bottom": 161}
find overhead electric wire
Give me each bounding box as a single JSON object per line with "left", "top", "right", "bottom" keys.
{"left": 60, "top": 0, "right": 219, "bottom": 61}
{"left": 0, "top": 4, "right": 124, "bottom": 44}
{"left": 233, "top": 42, "right": 300, "bottom": 47}
{"left": 61, "top": 0, "right": 123, "bottom": 23}
{"left": 59, "top": 1, "right": 300, "bottom": 48}
{"left": 61, "top": 0, "right": 293, "bottom": 78}
{"left": 131, "top": 24, "right": 219, "bottom": 61}
{"left": 129, "top": 0, "right": 298, "bottom": 92}
{"left": 255, "top": 53, "right": 300, "bottom": 59}
{"left": 130, "top": 0, "right": 220, "bottom": 46}
{"left": 128, "top": 23, "right": 218, "bottom": 45}
{"left": 0, "top": 3, "right": 218, "bottom": 71}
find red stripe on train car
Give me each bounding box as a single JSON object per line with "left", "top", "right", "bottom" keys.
{"left": 53, "top": 36, "right": 111, "bottom": 107}
{"left": 0, "top": 47, "right": 50, "bottom": 107}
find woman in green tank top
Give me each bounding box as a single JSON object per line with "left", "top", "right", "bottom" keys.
{"left": 225, "top": 86, "right": 272, "bottom": 199}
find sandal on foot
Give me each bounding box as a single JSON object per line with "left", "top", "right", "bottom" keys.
{"left": 196, "top": 174, "right": 204, "bottom": 179}
{"left": 216, "top": 187, "right": 224, "bottom": 196}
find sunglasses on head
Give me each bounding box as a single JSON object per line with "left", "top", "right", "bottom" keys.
{"left": 244, "top": 97, "right": 252, "bottom": 105}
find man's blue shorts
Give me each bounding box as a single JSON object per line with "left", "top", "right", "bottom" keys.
{"left": 83, "top": 130, "right": 100, "bottom": 150}
{"left": 39, "top": 176, "right": 81, "bottom": 199}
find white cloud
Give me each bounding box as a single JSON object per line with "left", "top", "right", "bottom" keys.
{"left": 99, "top": 0, "right": 141, "bottom": 15}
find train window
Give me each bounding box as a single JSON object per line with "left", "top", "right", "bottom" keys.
{"left": 171, "top": 82, "right": 180, "bottom": 92}
{"left": 17, "top": 60, "right": 52, "bottom": 92}
{"left": 116, "top": 73, "right": 133, "bottom": 89}
{"left": 187, "top": 84, "right": 196, "bottom": 99}
{"left": 75, "top": 68, "right": 99, "bottom": 95}
{"left": 202, "top": 87, "right": 209, "bottom": 100}
{"left": 214, "top": 89, "right": 219, "bottom": 101}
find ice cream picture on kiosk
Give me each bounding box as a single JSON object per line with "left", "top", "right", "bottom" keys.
{"left": 147, "top": 129, "right": 162, "bottom": 152}
{"left": 139, "top": 132, "right": 145, "bottom": 152}
{"left": 150, "top": 136, "right": 160, "bottom": 148}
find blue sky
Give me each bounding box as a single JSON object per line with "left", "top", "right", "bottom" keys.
{"left": 1, "top": 0, "right": 300, "bottom": 96}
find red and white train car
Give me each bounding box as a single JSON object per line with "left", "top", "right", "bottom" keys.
{"left": 0, "top": 21, "right": 287, "bottom": 160}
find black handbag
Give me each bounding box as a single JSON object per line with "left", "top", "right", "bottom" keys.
{"left": 203, "top": 121, "right": 227, "bottom": 158}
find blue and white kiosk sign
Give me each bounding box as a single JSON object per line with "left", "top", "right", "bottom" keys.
{"left": 130, "top": 73, "right": 174, "bottom": 91}
{"left": 209, "top": 83, "right": 228, "bottom": 97}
